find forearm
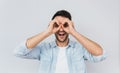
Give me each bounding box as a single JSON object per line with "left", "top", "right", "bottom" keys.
{"left": 71, "top": 30, "right": 103, "bottom": 56}
{"left": 26, "top": 30, "right": 51, "bottom": 49}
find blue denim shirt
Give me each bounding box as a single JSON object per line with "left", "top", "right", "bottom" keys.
{"left": 14, "top": 40, "right": 106, "bottom": 73}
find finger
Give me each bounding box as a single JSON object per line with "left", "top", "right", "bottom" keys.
{"left": 53, "top": 19, "right": 59, "bottom": 25}
{"left": 69, "top": 21, "right": 74, "bottom": 27}
{"left": 52, "top": 19, "right": 60, "bottom": 28}
{"left": 49, "top": 20, "right": 58, "bottom": 29}
{"left": 48, "top": 21, "right": 54, "bottom": 27}
{"left": 56, "top": 25, "right": 61, "bottom": 31}
{"left": 62, "top": 24, "right": 67, "bottom": 31}
{"left": 61, "top": 24, "right": 64, "bottom": 29}
{"left": 64, "top": 19, "right": 70, "bottom": 25}
{"left": 67, "top": 20, "right": 74, "bottom": 28}
{"left": 53, "top": 22, "right": 59, "bottom": 28}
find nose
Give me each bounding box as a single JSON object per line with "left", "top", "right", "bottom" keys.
{"left": 59, "top": 26, "right": 64, "bottom": 31}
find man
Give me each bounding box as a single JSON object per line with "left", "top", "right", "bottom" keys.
{"left": 14, "top": 10, "right": 106, "bottom": 73}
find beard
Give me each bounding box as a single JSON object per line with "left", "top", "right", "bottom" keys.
{"left": 55, "top": 31, "right": 69, "bottom": 42}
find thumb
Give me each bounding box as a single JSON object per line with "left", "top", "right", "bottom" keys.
{"left": 56, "top": 25, "right": 61, "bottom": 31}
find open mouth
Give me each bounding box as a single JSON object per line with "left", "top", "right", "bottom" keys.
{"left": 59, "top": 33, "right": 65, "bottom": 36}
{"left": 58, "top": 32, "right": 66, "bottom": 36}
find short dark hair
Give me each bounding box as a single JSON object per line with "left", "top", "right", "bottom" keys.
{"left": 52, "top": 10, "right": 72, "bottom": 20}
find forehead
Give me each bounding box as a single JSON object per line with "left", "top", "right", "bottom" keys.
{"left": 54, "top": 16, "right": 69, "bottom": 23}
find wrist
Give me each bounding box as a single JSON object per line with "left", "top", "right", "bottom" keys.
{"left": 45, "top": 29, "right": 52, "bottom": 36}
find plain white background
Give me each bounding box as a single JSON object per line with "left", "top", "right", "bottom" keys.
{"left": 0, "top": 0, "right": 119, "bottom": 73}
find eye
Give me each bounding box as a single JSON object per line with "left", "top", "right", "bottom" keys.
{"left": 54, "top": 22, "right": 59, "bottom": 28}
{"left": 63, "top": 22, "right": 68, "bottom": 28}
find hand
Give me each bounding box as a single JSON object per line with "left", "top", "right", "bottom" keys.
{"left": 46, "top": 19, "right": 61, "bottom": 35}
{"left": 62, "top": 19, "right": 76, "bottom": 34}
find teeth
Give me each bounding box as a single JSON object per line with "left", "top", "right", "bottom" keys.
{"left": 59, "top": 34, "right": 64, "bottom": 36}
{"left": 58, "top": 31, "right": 66, "bottom": 36}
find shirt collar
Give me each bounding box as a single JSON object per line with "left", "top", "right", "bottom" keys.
{"left": 50, "top": 39, "right": 75, "bottom": 48}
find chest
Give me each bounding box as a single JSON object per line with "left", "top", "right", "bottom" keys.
{"left": 40, "top": 47, "right": 84, "bottom": 62}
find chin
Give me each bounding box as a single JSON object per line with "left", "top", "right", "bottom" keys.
{"left": 58, "top": 39, "right": 66, "bottom": 42}
{"left": 56, "top": 36, "right": 68, "bottom": 42}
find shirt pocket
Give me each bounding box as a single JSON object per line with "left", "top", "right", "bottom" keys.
{"left": 39, "top": 54, "right": 52, "bottom": 73}
{"left": 71, "top": 55, "right": 86, "bottom": 72}
{"left": 71, "top": 51, "right": 85, "bottom": 65}
{"left": 71, "top": 54, "right": 84, "bottom": 63}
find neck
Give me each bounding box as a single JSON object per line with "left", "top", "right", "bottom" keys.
{"left": 56, "top": 39, "right": 69, "bottom": 47}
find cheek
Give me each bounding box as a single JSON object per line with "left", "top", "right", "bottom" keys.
{"left": 55, "top": 33, "right": 59, "bottom": 37}
{"left": 64, "top": 33, "right": 68, "bottom": 37}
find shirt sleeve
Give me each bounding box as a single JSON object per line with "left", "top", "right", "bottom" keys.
{"left": 13, "top": 40, "right": 43, "bottom": 60}
{"left": 83, "top": 47, "right": 107, "bottom": 62}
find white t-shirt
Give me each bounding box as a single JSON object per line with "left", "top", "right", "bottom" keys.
{"left": 55, "top": 46, "right": 69, "bottom": 73}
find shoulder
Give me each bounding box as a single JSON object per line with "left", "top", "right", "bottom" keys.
{"left": 37, "top": 41, "right": 56, "bottom": 49}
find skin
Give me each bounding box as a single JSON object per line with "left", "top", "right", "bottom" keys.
{"left": 26, "top": 16, "right": 103, "bottom": 56}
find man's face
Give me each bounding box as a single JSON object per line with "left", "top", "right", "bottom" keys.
{"left": 54, "top": 16, "right": 69, "bottom": 42}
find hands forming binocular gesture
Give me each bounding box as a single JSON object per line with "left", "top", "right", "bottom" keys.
{"left": 47, "top": 18, "right": 76, "bottom": 35}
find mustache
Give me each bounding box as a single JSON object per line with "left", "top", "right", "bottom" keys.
{"left": 56, "top": 31, "right": 67, "bottom": 34}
